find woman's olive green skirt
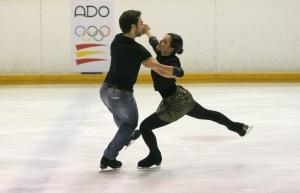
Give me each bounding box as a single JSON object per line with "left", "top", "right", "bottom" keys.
{"left": 156, "top": 86, "right": 196, "bottom": 122}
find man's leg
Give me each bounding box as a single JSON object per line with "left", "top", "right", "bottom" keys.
{"left": 100, "top": 86, "right": 138, "bottom": 168}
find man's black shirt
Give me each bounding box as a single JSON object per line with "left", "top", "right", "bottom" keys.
{"left": 104, "top": 33, "right": 151, "bottom": 92}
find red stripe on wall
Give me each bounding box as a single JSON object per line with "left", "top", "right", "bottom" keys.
{"left": 76, "top": 44, "right": 107, "bottom": 50}
{"left": 76, "top": 58, "right": 107, "bottom": 65}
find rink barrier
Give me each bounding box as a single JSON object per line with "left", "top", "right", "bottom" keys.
{"left": 1, "top": 72, "right": 300, "bottom": 85}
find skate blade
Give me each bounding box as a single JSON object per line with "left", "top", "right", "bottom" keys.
{"left": 245, "top": 126, "right": 253, "bottom": 136}
{"left": 99, "top": 167, "right": 121, "bottom": 173}
{"left": 137, "top": 164, "right": 161, "bottom": 170}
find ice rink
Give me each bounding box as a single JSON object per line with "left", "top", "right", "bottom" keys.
{"left": 1, "top": 83, "right": 300, "bottom": 193}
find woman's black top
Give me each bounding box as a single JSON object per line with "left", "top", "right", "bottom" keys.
{"left": 149, "top": 36, "right": 184, "bottom": 98}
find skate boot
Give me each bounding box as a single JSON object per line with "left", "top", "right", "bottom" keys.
{"left": 124, "top": 130, "right": 141, "bottom": 149}
{"left": 236, "top": 123, "right": 253, "bottom": 137}
{"left": 100, "top": 157, "right": 122, "bottom": 170}
{"left": 138, "top": 151, "right": 162, "bottom": 169}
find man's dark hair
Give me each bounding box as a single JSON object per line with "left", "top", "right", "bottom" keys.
{"left": 119, "top": 10, "right": 141, "bottom": 33}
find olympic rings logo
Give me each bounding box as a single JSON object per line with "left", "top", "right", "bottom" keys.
{"left": 75, "top": 25, "right": 110, "bottom": 41}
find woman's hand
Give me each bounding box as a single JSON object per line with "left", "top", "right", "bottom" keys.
{"left": 142, "top": 24, "right": 151, "bottom": 34}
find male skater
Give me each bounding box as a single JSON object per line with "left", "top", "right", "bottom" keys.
{"left": 99, "top": 10, "right": 175, "bottom": 170}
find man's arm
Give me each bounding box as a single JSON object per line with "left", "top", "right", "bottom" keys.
{"left": 142, "top": 57, "right": 180, "bottom": 78}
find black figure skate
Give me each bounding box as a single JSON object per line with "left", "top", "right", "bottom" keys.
{"left": 138, "top": 151, "right": 162, "bottom": 169}
{"left": 100, "top": 157, "right": 122, "bottom": 171}
{"left": 237, "top": 124, "right": 253, "bottom": 137}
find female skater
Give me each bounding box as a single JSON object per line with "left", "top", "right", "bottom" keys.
{"left": 137, "top": 25, "right": 252, "bottom": 168}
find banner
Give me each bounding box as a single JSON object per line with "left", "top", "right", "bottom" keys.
{"left": 71, "top": 0, "right": 113, "bottom": 72}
